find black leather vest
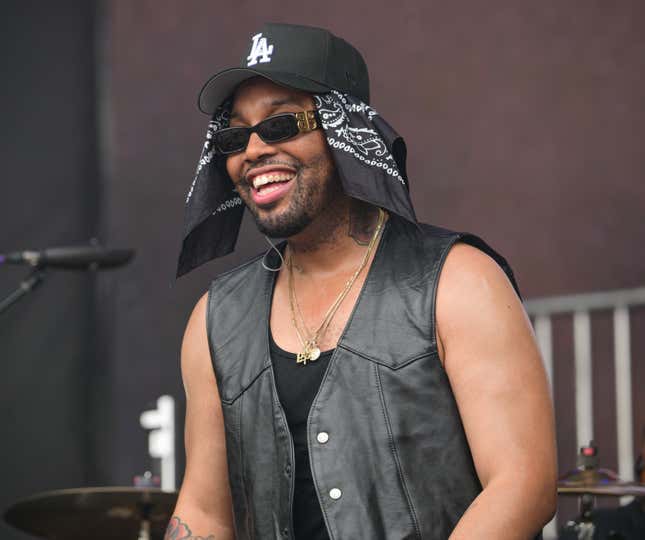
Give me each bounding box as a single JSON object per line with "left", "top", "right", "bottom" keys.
{"left": 206, "top": 216, "right": 520, "bottom": 540}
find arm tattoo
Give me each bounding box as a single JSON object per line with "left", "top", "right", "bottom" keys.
{"left": 165, "top": 516, "right": 216, "bottom": 540}
{"left": 348, "top": 200, "right": 380, "bottom": 246}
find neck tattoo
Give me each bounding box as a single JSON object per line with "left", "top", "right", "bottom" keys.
{"left": 349, "top": 201, "right": 381, "bottom": 246}
{"left": 287, "top": 208, "right": 386, "bottom": 365}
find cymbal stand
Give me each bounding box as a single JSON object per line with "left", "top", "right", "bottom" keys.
{"left": 137, "top": 502, "right": 152, "bottom": 540}
{"left": 562, "top": 443, "right": 597, "bottom": 540}
{"left": 562, "top": 497, "right": 595, "bottom": 538}
{"left": 572, "top": 492, "right": 596, "bottom": 540}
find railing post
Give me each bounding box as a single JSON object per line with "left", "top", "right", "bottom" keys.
{"left": 613, "top": 306, "right": 634, "bottom": 483}
{"left": 533, "top": 315, "right": 557, "bottom": 539}
{"left": 573, "top": 311, "right": 593, "bottom": 449}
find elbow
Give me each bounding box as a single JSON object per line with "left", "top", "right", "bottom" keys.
{"left": 532, "top": 474, "right": 558, "bottom": 527}
{"left": 546, "top": 486, "right": 557, "bottom": 523}
{"left": 542, "top": 489, "right": 557, "bottom": 525}
{"left": 495, "top": 471, "right": 557, "bottom": 529}
{"left": 522, "top": 450, "right": 558, "bottom": 526}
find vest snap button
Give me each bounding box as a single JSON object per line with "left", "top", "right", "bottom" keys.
{"left": 329, "top": 487, "right": 342, "bottom": 500}
{"left": 316, "top": 431, "right": 329, "bottom": 444}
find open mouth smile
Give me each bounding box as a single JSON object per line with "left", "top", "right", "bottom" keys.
{"left": 246, "top": 166, "right": 297, "bottom": 206}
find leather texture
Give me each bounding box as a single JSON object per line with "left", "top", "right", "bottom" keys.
{"left": 206, "top": 215, "right": 526, "bottom": 540}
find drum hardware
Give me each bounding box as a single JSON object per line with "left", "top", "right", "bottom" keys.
{"left": 558, "top": 442, "right": 645, "bottom": 540}
{"left": 133, "top": 471, "right": 163, "bottom": 540}
{"left": 3, "top": 485, "right": 177, "bottom": 540}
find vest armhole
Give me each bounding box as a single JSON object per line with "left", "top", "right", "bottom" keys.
{"left": 205, "top": 284, "right": 217, "bottom": 372}
{"left": 457, "top": 233, "right": 522, "bottom": 300}
{"left": 430, "top": 232, "right": 521, "bottom": 369}
{"left": 429, "top": 234, "right": 462, "bottom": 369}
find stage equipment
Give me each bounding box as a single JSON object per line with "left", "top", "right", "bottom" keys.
{"left": 1, "top": 245, "right": 134, "bottom": 269}
{"left": 3, "top": 486, "right": 177, "bottom": 540}
{"left": 558, "top": 442, "right": 645, "bottom": 539}
{"left": 0, "top": 242, "right": 134, "bottom": 314}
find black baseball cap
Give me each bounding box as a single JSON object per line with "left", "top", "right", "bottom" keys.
{"left": 198, "top": 23, "right": 370, "bottom": 114}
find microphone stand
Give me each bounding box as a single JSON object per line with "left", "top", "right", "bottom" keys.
{"left": 0, "top": 267, "right": 46, "bottom": 315}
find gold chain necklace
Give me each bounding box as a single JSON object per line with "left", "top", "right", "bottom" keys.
{"left": 287, "top": 208, "right": 385, "bottom": 365}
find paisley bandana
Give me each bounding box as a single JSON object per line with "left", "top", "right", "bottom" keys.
{"left": 177, "top": 90, "right": 417, "bottom": 277}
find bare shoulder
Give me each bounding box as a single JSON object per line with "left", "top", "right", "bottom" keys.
{"left": 437, "top": 241, "right": 518, "bottom": 305}
{"left": 434, "top": 242, "right": 556, "bottom": 539}
{"left": 435, "top": 241, "right": 528, "bottom": 367}
{"left": 181, "top": 291, "right": 214, "bottom": 397}
{"left": 183, "top": 291, "right": 209, "bottom": 347}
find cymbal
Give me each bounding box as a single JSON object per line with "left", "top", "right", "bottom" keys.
{"left": 557, "top": 467, "right": 645, "bottom": 497}
{"left": 558, "top": 483, "right": 645, "bottom": 497}
{"left": 3, "top": 486, "right": 177, "bottom": 540}
{"left": 558, "top": 467, "right": 621, "bottom": 485}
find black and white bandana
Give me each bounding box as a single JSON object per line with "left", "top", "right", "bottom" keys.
{"left": 177, "top": 90, "right": 417, "bottom": 277}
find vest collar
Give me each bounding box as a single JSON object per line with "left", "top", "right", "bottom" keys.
{"left": 261, "top": 216, "right": 435, "bottom": 370}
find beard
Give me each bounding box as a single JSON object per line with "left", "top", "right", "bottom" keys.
{"left": 238, "top": 153, "right": 343, "bottom": 239}
{"left": 254, "top": 195, "right": 314, "bottom": 239}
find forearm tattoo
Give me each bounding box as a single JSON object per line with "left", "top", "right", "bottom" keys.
{"left": 164, "top": 516, "right": 216, "bottom": 540}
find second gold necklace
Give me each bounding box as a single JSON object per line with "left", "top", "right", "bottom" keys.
{"left": 287, "top": 208, "right": 385, "bottom": 365}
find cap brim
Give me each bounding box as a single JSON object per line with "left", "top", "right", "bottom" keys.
{"left": 198, "top": 67, "right": 332, "bottom": 114}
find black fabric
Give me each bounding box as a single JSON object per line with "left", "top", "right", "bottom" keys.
{"left": 269, "top": 332, "right": 332, "bottom": 540}
{"left": 313, "top": 91, "right": 414, "bottom": 222}
{"left": 177, "top": 90, "right": 415, "bottom": 277}
{"left": 591, "top": 500, "right": 645, "bottom": 540}
{"left": 198, "top": 23, "right": 370, "bottom": 114}
{"left": 205, "top": 215, "right": 531, "bottom": 539}
{"left": 558, "top": 501, "right": 645, "bottom": 540}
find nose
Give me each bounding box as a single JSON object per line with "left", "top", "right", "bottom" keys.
{"left": 244, "top": 132, "right": 277, "bottom": 162}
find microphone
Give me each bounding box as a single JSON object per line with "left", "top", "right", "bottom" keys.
{"left": 0, "top": 244, "right": 135, "bottom": 270}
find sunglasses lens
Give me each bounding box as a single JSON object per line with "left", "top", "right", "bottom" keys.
{"left": 214, "top": 114, "right": 306, "bottom": 154}
{"left": 257, "top": 115, "right": 299, "bottom": 142}
{"left": 215, "top": 129, "right": 249, "bottom": 154}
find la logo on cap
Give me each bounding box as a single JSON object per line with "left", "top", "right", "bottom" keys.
{"left": 246, "top": 33, "right": 274, "bottom": 66}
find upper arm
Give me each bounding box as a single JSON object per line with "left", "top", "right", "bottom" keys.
{"left": 436, "top": 243, "right": 557, "bottom": 493}
{"left": 172, "top": 292, "right": 234, "bottom": 537}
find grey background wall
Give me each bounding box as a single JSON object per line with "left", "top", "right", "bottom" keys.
{"left": 2, "top": 1, "right": 644, "bottom": 538}
{"left": 1, "top": 2, "right": 99, "bottom": 539}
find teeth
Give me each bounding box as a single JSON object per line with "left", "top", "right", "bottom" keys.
{"left": 260, "top": 184, "right": 282, "bottom": 194}
{"left": 252, "top": 172, "right": 294, "bottom": 189}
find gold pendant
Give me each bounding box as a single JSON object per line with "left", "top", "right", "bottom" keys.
{"left": 296, "top": 342, "right": 321, "bottom": 365}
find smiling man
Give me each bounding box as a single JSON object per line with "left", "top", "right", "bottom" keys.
{"left": 170, "top": 23, "right": 557, "bottom": 540}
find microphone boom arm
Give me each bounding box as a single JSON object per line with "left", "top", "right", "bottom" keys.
{"left": 0, "top": 242, "right": 135, "bottom": 315}
{"left": 0, "top": 267, "right": 46, "bottom": 315}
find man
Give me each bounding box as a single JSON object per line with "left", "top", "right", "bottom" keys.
{"left": 169, "top": 23, "right": 557, "bottom": 540}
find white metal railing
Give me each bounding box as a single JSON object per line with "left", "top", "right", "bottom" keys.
{"left": 524, "top": 286, "right": 645, "bottom": 538}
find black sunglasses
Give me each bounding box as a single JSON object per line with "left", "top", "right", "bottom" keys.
{"left": 213, "top": 110, "right": 321, "bottom": 155}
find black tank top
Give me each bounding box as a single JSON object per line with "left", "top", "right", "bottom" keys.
{"left": 269, "top": 330, "right": 332, "bottom": 540}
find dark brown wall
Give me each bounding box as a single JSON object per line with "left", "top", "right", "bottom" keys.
{"left": 97, "top": 0, "right": 645, "bottom": 530}
{"left": 5, "top": 3, "right": 644, "bottom": 539}
{"left": 1, "top": 2, "right": 98, "bottom": 539}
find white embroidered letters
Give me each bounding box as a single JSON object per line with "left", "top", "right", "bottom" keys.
{"left": 246, "top": 33, "right": 274, "bottom": 66}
